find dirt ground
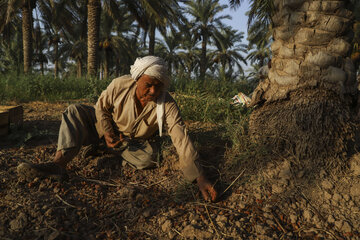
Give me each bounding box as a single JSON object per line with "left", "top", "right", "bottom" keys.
{"left": 1, "top": 101, "right": 360, "bottom": 240}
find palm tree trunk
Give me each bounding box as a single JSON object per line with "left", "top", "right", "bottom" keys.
{"left": 77, "top": 59, "right": 82, "bottom": 78}
{"left": 40, "top": 62, "right": 44, "bottom": 75}
{"left": 249, "top": 0, "right": 357, "bottom": 160}
{"left": 200, "top": 32, "right": 208, "bottom": 80}
{"left": 149, "top": 23, "right": 156, "bottom": 55}
{"left": 54, "top": 42, "right": 59, "bottom": 78}
{"left": 22, "top": 5, "right": 33, "bottom": 74}
{"left": 87, "top": 0, "right": 101, "bottom": 77}
{"left": 104, "top": 49, "right": 109, "bottom": 79}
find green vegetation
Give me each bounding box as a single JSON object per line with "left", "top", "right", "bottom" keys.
{"left": 0, "top": 73, "right": 111, "bottom": 103}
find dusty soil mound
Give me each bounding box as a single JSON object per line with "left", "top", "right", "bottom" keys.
{"left": 0, "top": 101, "right": 360, "bottom": 239}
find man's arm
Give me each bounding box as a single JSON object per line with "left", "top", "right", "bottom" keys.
{"left": 164, "top": 95, "right": 218, "bottom": 201}
{"left": 95, "top": 80, "right": 123, "bottom": 148}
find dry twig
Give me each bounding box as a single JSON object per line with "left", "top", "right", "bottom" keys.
{"left": 204, "top": 204, "right": 220, "bottom": 238}
{"left": 219, "top": 169, "right": 245, "bottom": 198}
{"left": 55, "top": 194, "right": 80, "bottom": 209}
{"left": 190, "top": 202, "right": 238, "bottom": 212}
{"left": 76, "top": 177, "right": 121, "bottom": 187}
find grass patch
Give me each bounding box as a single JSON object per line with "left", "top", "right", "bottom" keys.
{"left": 0, "top": 72, "right": 111, "bottom": 103}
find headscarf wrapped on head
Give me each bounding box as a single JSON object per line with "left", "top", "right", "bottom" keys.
{"left": 130, "top": 56, "right": 170, "bottom": 137}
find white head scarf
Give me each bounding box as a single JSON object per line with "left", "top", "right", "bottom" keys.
{"left": 130, "top": 56, "right": 170, "bottom": 137}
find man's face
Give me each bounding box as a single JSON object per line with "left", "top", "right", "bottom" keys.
{"left": 135, "top": 74, "right": 164, "bottom": 106}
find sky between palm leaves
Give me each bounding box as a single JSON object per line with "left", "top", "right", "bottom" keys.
{"left": 220, "top": 0, "right": 250, "bottom": 44}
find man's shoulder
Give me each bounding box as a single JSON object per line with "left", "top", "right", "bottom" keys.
{"left": 111, "top": 75, "right": 134, "bottom": 87}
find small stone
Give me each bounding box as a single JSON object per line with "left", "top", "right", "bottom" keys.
{"left": 278, "top": 161, "right": 291, "bottom": 179}
{"left": 350, "top": 183, "right": 360, "bottom": 196}
{"left": 157, "top": 216, "right": 167, "bottom": 225}
{"left": 289, "top": 214, "right": 297, "bottom": 224}
{"left": 266, "top": 219, "right": 275, "bottom": 226}
{"left": 9, "top": 212, "right": 27, "bottom": 231}
{"left": 161, "top": 220, "right": 172, "bottom": 232}
{"left": 332, "top": 193, "right": 342, "bottom": 202}
{"left": 117, "top": 187, "right": 134, "bottom": 198}
{"left": 254, "top": 224, "right": 268, "bottom": 235}
{"left": 343, "top": 194, "right": 350, "bottom": 202}
{"left": 350, "top": 155, "right": 360, "bottom": 176}
{"left": 215, "top": 215, "right": 227, "bottom": 223}
{"left": 319, "top": 170, "right": 327, "bottom": 178}
{"left": 303, "top": 209, "right": 313, "bottom": 221}
{"left": 169, "top": 209, "right": 177, "bottom": 216}
{"left": 351, "top": 206, "right": 360, "bottom": 212}
{"left": 341, "top": 221, "right": 352, "bottom": 232}
{"left": 323, "top": 191, "right": 332, "bottom": 201}
{"left": 142, "top": 208, "right": 152, "bottom": 218}
{"left": 334, "top": 220, "right": 343, "bottom": 229}
{"left": 181, "top": 225, "right": 212, "bottom": 239}
{"left": 272, "top": 184, "right": 283, "bottom": 194}
{"left": 254, "top": 192, "right": 262, "bottom": 199}
{"left": 327, "top": 215, "right": 335, "bottom": 224}
{"left": 168, "top": 230, "right": 176, "bottom": 239}
{"left": 297, "top": 170, "right": 305, "bottom": 178}
{"left": 321, "top": 180, "right": 333, "bottom": 190}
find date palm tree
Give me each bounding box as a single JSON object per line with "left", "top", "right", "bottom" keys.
{"left": 1, "top": 0, "right": 37, "bottom": 74}
{"left": 212, "top": 27, "right": 247, "bottom": 79}
{"left": 233, "top": 0, "right": 357, "bottom": 160}
{"left": 155, "top": 31, "right": 183, "bottom": 76}
{"left": 184, "top": 0, "right": 231, "bottom": 80}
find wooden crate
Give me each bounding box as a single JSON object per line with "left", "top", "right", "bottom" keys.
{"left": 0, "top": 111, "right": 9, "bottom": 136}
{"left": 0, "top": 105, "right": 23, "bottom": 126}
{"left": 0, "top": 105, "right": 23, "bottom": 136}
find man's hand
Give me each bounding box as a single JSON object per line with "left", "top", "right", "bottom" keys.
{"left": 196, "top": 174, "right": 217, "bottom": 202}
{"left": 104, "top": 132, "right": 123, "bottom": 148}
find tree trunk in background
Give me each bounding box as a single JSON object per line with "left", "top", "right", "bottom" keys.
{"left": 40, "top": 62, "right": 44, "bottom": 75}
{"left": 22, "top": 5, "right": 33, "bottom": 74}
{"left": 104, "top": 49, "right": 109, "bottom": 79}
{"left": 250, "top": 0, "right": 357, "bottom": 160}
{"left": 87, "top": 0, "right": 101, "bottom": 77}
{"left": 149, "top": 23, "right": 155, "bottom": 55}
{"left": 200, "top": 32, "right": 208, "bottom": 80}
{"left": 77, "top": 59, "right": 82, "bottom": 78}
{"left": 54, "top": 42, "right": 59, "bottom": 78}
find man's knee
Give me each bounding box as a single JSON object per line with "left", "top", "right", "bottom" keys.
{"left": 66, "top": 104, "right": 82, "bottom": 115}
{"left": 135, "top": 157, "right": 156, "bottom": 169}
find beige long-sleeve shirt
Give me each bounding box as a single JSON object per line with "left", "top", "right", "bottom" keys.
{"left": 95, "top": 75, "right": 202, "bottom": 181}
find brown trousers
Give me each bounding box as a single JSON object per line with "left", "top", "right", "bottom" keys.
{"left": 57, "top": 104, "right": 158, "bottom": 169}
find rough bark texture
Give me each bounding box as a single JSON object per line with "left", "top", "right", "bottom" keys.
{"left": 22, "top": 6, "right": 32, "bottom": 74}
{"left": 250, "top": 0, "right": 357, "bottom": 159}
{"left": 87, "top": 0, "right": 101, "bottom": 77}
